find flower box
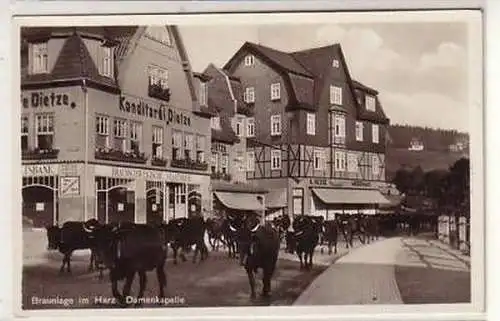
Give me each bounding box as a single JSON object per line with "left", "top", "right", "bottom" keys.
{"left": 95, "top": 148, "right": 148, "bottom": 164}
{"left": 22, "top": 148, "right": 59, "bottom": 160}
{"left": 151, "top": 157, "right": 168, "bottom": 167}
{"left": 148, "top": 83, "right": 171, "bottom": 102}
{"left": 210, "top": 172, "right": 232, "bottom": 181}
{"left": 171, "top": 158, "right": 209, "bottom": 171}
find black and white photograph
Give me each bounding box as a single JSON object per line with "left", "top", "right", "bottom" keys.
{"left": 13, "top": 9, "right": 484, "bottom": 318}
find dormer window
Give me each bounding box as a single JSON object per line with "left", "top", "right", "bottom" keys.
{"left": 211, "top": 117, "right": 221, "bottom": 130}
{"left": 99, "top": 45, "right": 114, "bottom": 78}
{"left": 30, "top": 42, "right": 48, "bottom": 74}
{"left": 332, "top": 59, "right": 340, "bottom": 68}
{"left": 244, "top": 55, "right": 255, "bottom": 66}
{"left": 366, "top": 95, "right": 376, "bottom": 111}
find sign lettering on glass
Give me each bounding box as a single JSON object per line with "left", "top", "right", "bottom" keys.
{"left": 22, "top": 92, "right": 77, "bottom": 109}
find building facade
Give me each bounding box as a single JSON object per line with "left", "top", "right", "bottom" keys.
{"left": 21, "top": 26, "right": 212, "bottom": 228}
{"left": 222, "top": 42, "right": 391, "bottom": 220}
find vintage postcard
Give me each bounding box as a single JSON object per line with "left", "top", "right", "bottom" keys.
{"left": 12, "top": 9, "right": 484, "bottom": 320}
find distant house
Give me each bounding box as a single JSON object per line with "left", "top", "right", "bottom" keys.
{"left": 449, "top": 137, "right": 468, "bottom": 152}
{"left": 408, "top": 137, "right": 424, "bottom": 151}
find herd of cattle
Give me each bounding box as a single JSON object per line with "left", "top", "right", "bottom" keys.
{"left": 43, "top": 212, "right": 435, "bottom": 306}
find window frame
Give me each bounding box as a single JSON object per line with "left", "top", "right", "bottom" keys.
{"left": 152, "top": 126, "right": 164, "bottom": 158}
{"left": 329, "top": 85, "right": 343, "bottom": 105}
{"left": 211, "top": 116, "right": 221, "bottom": 130}
{"left": 95, "top": 115, "right": 110, "bottom": 149}
{"left": 221, "top": 154, "right": 229, "bottom": 174}
{"left": 332, "top": 59, "right": 340, "bottom": 68}
{"left": 244, "top": 54, "right": 255, "bottom": 66}
{"left": 236, "top": 117, "right": 244, "bottom": 137}
{"left": 372, "top": 124, "right": 380, "bottom": 144}
{"left": 314, "top": 149, "right": 324, "bottom": 170}
{"left": 366, "top": 95, "right": 376, "bottom": 112}
{"left": 306, "top": 113, "right": 316, "bottom": 136}
{"left": 244, "top": 87, "right": 255, "bottom": 103}
{"left": 334, "top": 151, "right": 347, "bottom": 172}
{"left": 34, "top": 113, "right": 55, "bottom": 150}
{"left": 31, "top": 42, "right": 48, "bottom": 74}
{"left": 199, "top": 82, "right": 208, "bottom": 106}
{"left": 355, "top": 121, "right": 364, "bottom": 142}
{"left": 100, "top": 45, "right": 114, "bottom": 78}
{"left": 372, "top": 155, "right": 380, "bottom": 175}
{"left": 196, "top": 135, "right": 206, "bottom": 163}
{"left": 270, "top": 114, "right": 282, "bottom": 136}
{"left": 271, "top": 149, "right": 282, "bottom": 170}
{"left": 21, "top": 115, "right": 29, "bottom": 151}
{"left": 246, "top": 117, "right": 255, "bottom": 137}
{"left": 270, "top": 83, "right": 281, "bottom": 100}
{"left": 129, "top": 121, "right": 142, "bottom": 153}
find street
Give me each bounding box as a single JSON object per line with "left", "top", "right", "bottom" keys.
{"left": 22, "top": 229, "right": 365, "bottom": 309}
{"left": 294, "top": 235, "right": 470, "bottom": 305}
{"left": 22, "top": 229, "right": 470, "bottom": 309}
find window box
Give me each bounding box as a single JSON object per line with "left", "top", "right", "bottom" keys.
{"left": 22, "top": 148, "right": 59, "bottom": 160}
{"left": 171, "top": 158, "right": 209, "bottom": 171}
{"left": 148, "top": 83, "right": 171, "bottom": 102}
{"left": 151, "top": 157, "right": 168, "bottom": 167}
{"left": 95, "top": 147, "right": 148, "bottom": 164}
{"left": 210, "top": 172, "right": 232, "bottom": 181}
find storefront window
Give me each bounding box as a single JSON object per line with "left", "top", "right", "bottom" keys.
{"left": 35, "top": 114, "right": 54, "bottom": 150}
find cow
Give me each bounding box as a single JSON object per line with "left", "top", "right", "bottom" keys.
{"left": 288, "top": 215, "right": 321, "bottom": 270}
{"left": 45, "top": 219, "right": 103, "bottom": 277}
{"left": 271, "top": 214, "right": 291, "bottom": 244}
{"left": 222, "top": 213, "right": 241, "bottom": 259}
{"left": 92, "top": 222, "right": 167, "bottom": 306}
{"left": 322, "top": 220, "right": 339, "bottom": 255}
{"left": 163, "top": 216, "right": 208, "bottom": 264}
{"left": 205, "top": 217, "right": 226, "bottom": 252}
{"left": 228, "top": 212, "right": 280, "bottom": 299}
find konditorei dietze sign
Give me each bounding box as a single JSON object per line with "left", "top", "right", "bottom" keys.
{"left": 119, "top": 95, "right": 192, "bottom": 127}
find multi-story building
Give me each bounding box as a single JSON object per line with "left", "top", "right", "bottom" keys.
{"left": 20, "top": 26, "right": 212, "bottom": 228}
{"left": 222, "top": 42, "right": 392, "bottom": 220}
{"left": 192, "top": 64, "right": 268, "bottom": 217}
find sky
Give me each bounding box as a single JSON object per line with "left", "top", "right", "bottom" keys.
{"left": 179, "top": 22, "right": 470, "bottom": 132}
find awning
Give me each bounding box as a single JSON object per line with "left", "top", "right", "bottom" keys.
{"left": 214, "top": 191, "right": 265, "bottom": 211}
{"left": 265, "top": 188, "right": 287, "bottom": 209}
{"left": 311, "top": 188, "right": 392, "bottom": 206}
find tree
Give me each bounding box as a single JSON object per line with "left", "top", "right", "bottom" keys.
{"left": 447, "top": 157, "right": 470, "bottom": 211}
{"left": 423, "top": 169, "right": 449, "bottom": 204}
{"left": 393, "top": 167, "right": 412, "bottom": 195}
{"left": 410, "top": 166, "right": 425, "bottom": 194}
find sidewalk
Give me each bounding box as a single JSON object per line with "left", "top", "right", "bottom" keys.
{"left": 293, "top": 237, "right": 404, "bottom": 305}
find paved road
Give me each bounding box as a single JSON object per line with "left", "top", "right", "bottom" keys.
{"left": 294, "top": 236, "right": 471, "bottom": 305}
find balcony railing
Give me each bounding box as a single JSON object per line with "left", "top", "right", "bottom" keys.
{"left": 148, "top": 83, "right": 171, "bottom": 102}
{"left": 95, "top": 148, "right": 148, "bottom": 164}
{"left": 151, "top": 157, "right": 168, "bottom": 167}
{"left": 170, "top": 158, "right": 208, "bottom": 171}
{"left": 22, "top": 148, "right": 59, "bottom": 160}
{"left": 211, "top": 172, "right": 232, "bottom": 181}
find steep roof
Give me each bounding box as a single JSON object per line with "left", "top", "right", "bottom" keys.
{"left": 353, "top": 80, "right": 390, "bottom": 124}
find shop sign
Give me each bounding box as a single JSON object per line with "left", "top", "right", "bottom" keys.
{"left": 60, "top": 176, "right": 80, "bottom": 196}
{"left": 96, "top": 165, "right": 204, "bottom": 184}
{"left": 36, "top": 203, "right": 45, "bottom": 211}
{"left": 23, "top": 164, "right": 58, "bottom": 177}
{"left": 119, "top": 96, "right": 191, "bottom": 127}
{"left": 309, "top": 178, "right": 343, "bottom": 188}
{"left": 22, "top": 92, "right": 77, "bottom": 109}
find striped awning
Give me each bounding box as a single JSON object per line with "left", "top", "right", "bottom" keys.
{"left": 311, "top": 188, "right": 392, "bottom": 206}
{"left": 214, "top": 192, "right": 265, "bottom": 211}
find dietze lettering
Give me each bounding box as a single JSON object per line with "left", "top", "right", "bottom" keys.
{"left": 22, "top": 92, "right": 77, "bottom": 109}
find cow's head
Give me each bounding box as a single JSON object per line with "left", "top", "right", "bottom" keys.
{"left": 46, "top": 225, "right": 61, "bottom": 250}
{"left": 93, "top": 225, "right": 121, "bottom": 269}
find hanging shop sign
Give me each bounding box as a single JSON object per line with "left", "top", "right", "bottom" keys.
{"left": 22, "top": 92, "right": 77, "bottom": 109}
{"left": 119, "top": 95, "right": 191, "bottom": 127}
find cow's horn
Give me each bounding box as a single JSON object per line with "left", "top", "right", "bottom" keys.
{"left": 83, "top": 225, "right": 94, "bottom": 233}
{"left": 229, "top": 224, "right": 237, "bottom": 232}
{"left": 250, "top": 223, "right": 260, "bottom": 233}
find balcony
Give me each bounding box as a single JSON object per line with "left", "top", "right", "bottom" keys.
{"left": 95, "top": 148, "right": 148, "bottom": 164}
{"left": 148, "top": 83, "right": 171, "bottom": 102}
{"left": 170, "top": 158, "right": 208, "bottom": 171}
{"left": 22, "top": 148, "right": 59, "bottom": 160}
{"left": 151, "top": 157, "right": 168, "bottom": 167}
{"left": 211, "top": 172, "right": 232, "bottom": 181}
